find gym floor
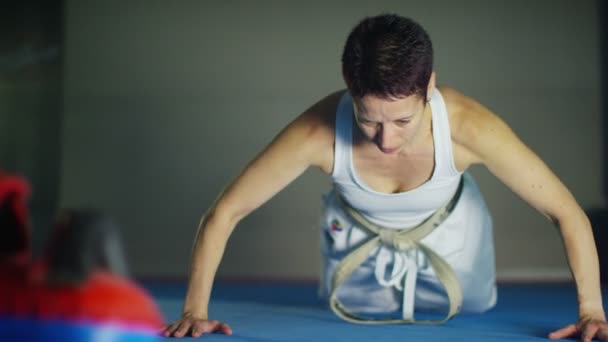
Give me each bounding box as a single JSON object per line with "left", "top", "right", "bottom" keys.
{"left": 149, "top": 281, "right": 608, "bottom": 341}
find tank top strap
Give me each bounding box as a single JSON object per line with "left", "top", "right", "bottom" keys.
{"left": 331, "top": 91, "right": 354, "bottom": 182}
{"left": 428, "top": 89, "right": 461, "bottom": 178}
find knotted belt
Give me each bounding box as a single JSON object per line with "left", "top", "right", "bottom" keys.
{"left": 329, "top": 178, "right": 464, "bottom": 324}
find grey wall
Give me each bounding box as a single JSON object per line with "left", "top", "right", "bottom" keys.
{"left": 61, "top": 0, "right": 601, "bottom": 281}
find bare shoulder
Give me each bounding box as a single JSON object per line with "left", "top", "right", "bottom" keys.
{"left": 293, "top": 89, "right": 345, "bottom": 174}
{"left": 301, "top": 89, "right": 344, "bottom": 132}
{"left": 437, "top": 85, "right": 502, "bottom": 141}
{"left": 437, "top": 85, "right": 513, "bottom": 169}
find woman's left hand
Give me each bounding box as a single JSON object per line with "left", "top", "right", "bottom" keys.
{"left": 549, "top": 317, "right": 608, "bottom": 342}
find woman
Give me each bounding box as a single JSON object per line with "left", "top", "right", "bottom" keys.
{"left": 163, "top": 14, "right": 607, "bottom": 340}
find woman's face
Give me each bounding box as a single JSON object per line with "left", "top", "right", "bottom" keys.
{"left": 353, "top": 94, "right": 428, "bottom": 155}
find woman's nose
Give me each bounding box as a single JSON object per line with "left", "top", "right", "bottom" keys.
{"left": 377, "top": 124, "right": 392, "bottom": 145}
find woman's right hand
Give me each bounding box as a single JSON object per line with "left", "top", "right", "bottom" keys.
{"left": 162, "top": 313, "right": 233, "bottom": 338}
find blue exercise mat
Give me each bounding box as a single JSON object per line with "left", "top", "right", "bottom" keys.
{"left": 149, "top": 282, "right": 607, "bottom": 341}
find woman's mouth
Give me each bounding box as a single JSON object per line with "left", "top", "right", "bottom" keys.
{"left": 380, "top": 146, "right": 399, "bottom": 154}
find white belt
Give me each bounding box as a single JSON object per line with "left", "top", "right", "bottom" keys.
{"left": 329, "top": 178, "right": 464, "bottom": 324}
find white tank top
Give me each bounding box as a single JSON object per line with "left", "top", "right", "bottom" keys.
{"left": 331, "top": 88, "right": 463, "bottom": 229}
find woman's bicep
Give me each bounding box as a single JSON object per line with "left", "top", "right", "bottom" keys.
{"left": 465, "top": 106, "right": 579, "bottom": 222}
{"left": 212, "top": 113, "right": 327, "bottom": 225}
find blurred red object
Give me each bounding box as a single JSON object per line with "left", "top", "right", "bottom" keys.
{"left": 0, "top": 173, "right": 163, "bottom": 330}
{"left": 0, "top": 172, "right": 31, "bottom": 266}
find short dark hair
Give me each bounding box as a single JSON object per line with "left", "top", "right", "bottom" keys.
{"left": 341, "top": 14, "right": 434, "bottom": 100}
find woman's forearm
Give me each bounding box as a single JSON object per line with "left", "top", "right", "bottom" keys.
{"left": 181, "top": 211, "right": 237, "bottom": 319}
{"left": 559, "top": 209, "right": 605, "bottom": 318}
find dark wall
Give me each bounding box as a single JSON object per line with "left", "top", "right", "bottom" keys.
{"left": 0, "top": 1, "right": 63, "bottom": 254}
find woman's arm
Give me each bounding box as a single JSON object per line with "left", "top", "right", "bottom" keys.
{"left": 163, "top": 91, "right": 339, "bottom": 338}
{"left": 443, "top": 86, "right": 606, "bottom": 341}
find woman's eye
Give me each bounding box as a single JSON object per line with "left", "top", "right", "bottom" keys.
{"left": 396, "top": 120, "right": 410, "bottom": 125}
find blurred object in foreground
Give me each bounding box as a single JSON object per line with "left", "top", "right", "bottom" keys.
{"left": 0, "top": 172, "right": 163, "bottom": 341}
